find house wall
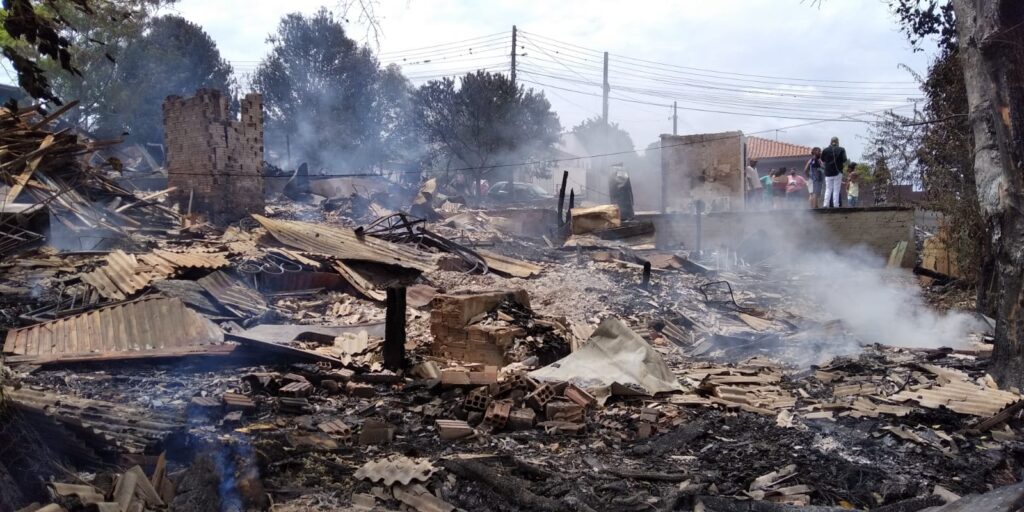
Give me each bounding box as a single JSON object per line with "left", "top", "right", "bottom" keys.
{"left": 641, "top": 206, "right": 917, "bottom": 267}
{"left": 661, "top": 131, "right": 744, "bottom": 213}
{"left": 164, "top": 89, "right": 264, "bottom": 225}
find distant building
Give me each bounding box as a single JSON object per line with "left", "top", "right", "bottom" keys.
{"left": 745, "top": 136, "right": 813, "bottom": 177}
{"left": 548, "top": 132, "right": 591, "bottom": 200}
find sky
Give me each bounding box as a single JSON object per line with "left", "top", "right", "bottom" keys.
{"left": 167, "top": 0, "right": 937, "bottom": 161}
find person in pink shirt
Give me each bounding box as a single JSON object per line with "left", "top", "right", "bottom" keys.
{"left": 786, "top": 169, "right": 809, "bottom": 208}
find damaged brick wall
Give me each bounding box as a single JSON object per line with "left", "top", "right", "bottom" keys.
{"left": 660, "top": 131, "right": 744, "bottom": 213}
{"left": 164, "top": 89, "right": 264, "bottom": 225}
{"left": 645, "top": 206, "right": 917, "bottom": 267}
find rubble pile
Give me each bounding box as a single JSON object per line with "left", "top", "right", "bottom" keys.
{"left": 2, "top": 108, "right": 1024, "bottom": 511}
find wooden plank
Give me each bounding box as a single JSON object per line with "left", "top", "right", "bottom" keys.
{"left": 114, "top": 187, "right": 178, "bottom": 213}
{"left": 3, "top": 134, "right": 55, "bottom": 204}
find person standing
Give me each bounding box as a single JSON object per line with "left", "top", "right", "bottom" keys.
{"left": 846, "top": 162, "right": 860, "bottom": 207}
{"left": 820, "top": 136, "right": 846, "bottom": 208}
{"left": 786, "top": 169, "right": 808, "bottom": 208}
{"left": 804, "top": 147, "right": 825, "bottom": 208}
{"left": 745, "top": 159, "right": 763, "bottom": 209}
{"left": 770, "top": 168, "right": 789, "bottom": 209}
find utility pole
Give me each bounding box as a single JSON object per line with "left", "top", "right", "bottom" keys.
{"left": 511, "top": 26, "right": 517, "bottom": 86}
{"left": 602, "top": 51, "right": 609, "bottom": 126}
{"left": 510, "top": 25, "right": 518, "bottom": 202}
{"left": 673, "top": 101, "right": 678, "bottom": 135}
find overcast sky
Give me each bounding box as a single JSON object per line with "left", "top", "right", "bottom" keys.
{"left": 168, "top": 0, "right": 935, "bottom": 161}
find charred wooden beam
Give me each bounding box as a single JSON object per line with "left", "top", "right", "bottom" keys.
{"left": 384, "top": 287, "right": 407, "bottom": 371}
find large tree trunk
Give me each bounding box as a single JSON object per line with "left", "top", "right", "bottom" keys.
{"left": 953, "top": 0, "right": 1024, "bottom": 388}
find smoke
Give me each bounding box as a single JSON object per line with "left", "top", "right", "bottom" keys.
{"left": 717, "top": 208, "right": 982, "bottom": 362}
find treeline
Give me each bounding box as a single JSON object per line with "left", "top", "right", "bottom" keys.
{"left": 37, "top": 7, "right": 563, "bottom": 183}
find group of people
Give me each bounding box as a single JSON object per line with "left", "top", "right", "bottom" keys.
{"left": 745, "top": 136, "right": 861, "bottom": 209}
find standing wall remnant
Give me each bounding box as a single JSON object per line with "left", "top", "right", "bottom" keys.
{"left": 660, "top": 131, "right": 745, "bottom": 213}
{"left": 164, "top": 89, "right": 264, "bottom": 225}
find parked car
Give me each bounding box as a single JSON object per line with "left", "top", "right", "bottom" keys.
{"left": 486, "top": 181, "right": 554, "bottom": 205}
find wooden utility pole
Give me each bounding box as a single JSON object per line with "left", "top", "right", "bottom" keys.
{"left": 511, "top": 26, "right": 517, "bottom": 86}
{"left": 672, "top": 101, "right": 678, "bottom": 135}
{"left": 602, "top": 51, "right": 609, "bottom": 126}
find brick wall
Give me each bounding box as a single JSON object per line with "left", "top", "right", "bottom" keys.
{"left": 642, "top": 206, "right": 917, "bottom": 267}
{"left": 164, "top": 89, "right": 264, "bottom": 225}
{"left": 661, "top": 131, "right": 744, "bottom": 213}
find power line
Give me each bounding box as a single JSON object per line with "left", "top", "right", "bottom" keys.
{"left": 164, "top": 106, "right": 901, "bottom": 181}
{"left": 377, "top": 31, "right": 509, "bottom": 57}
{"left": 521, "top": 30, "right": 921, "bottom": 86}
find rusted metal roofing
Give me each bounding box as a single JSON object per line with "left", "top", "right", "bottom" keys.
{"left": 198, "top": 270, "right": 269, "bottom": 318}
{"left": 253, "top": 214, "right": 438, "bottom": 272}
{"left": 149, "top": 249, "right": 230, "bottom": 269}
{"left": 477, "top": 249, "right": 542, "bottom": 278}
{"left": 2, "top": 296, "right": 227, "bottom": 364}
{"left": 80, "top": 250, "right": 173, "bottom": 300}
{"left": 80, "top": 249, "right": 230, "bottom": 300}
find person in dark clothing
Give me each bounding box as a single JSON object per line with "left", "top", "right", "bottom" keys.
{"left": 820, "top": 136, "right": 847, "bottom": 208}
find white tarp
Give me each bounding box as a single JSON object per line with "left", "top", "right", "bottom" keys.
{"left": 530, "top": 317, "right": 682, "bottom": 404}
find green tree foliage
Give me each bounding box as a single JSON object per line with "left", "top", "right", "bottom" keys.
{"left": 883, "top": 1, "right": 985, "bottom": 287}
{"left": 252, "top": 9, "right": 413, "bottom": 172}
{"left": 42, "top": 0, "right": 175, "bottom": 133}
{"left": 413, "top": 70, "right": 561, "bottom": 189}
{"left": 2, "top": 1, "right": 173, "bottom": 105}
{"left": 96, "top": 15, "right": 233, "bottom": 144}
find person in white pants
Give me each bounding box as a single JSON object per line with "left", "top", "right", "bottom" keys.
{"left": 820, "top": 136, "right": 848, "bottom": 208}
{"left": 823, "top": 173, "right": 842, "bottom": 208}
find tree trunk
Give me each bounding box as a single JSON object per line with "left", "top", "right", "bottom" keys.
{"left": 953, "top": 0, "right": 1024, "bottom": 388}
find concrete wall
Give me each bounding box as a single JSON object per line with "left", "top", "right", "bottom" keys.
{"left": 661, "top": 131, "right": 744, "bottom": 213}
{"left": 641, "top": 206, "right": 917, "bottom": 267}
{"left": 164, "top": 89, "right": 264, "bottom": 224}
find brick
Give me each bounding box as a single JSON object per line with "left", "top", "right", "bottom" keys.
{"left": 189, "top": 396, "right": 222, "bottom": 415}
{"left": 440, "top": 369, "right": 471, "bottom": 386}
{"left": 468, "top": 367, "right": 499, "bottom": 385}
{"left": 545, "top": 401, "right": 584, "bottom": 423}
{"left": 510, "top": 373, "right": 538, "bottom": 391}
{"left": 278, "top": 397, "right": 310, "bottom": 414}
{"left": 538, "top": 420, "right": 586, "bottom": 436}
{"left": 508, "top": 408, "right": 536, "bottom": 430}
{"left": 222, "top": 392, "right": 256, "bottom": 413}
{"left": 435, "top": 419, "right": 474, "bottom": 440}
{"left": 280, "top": 381, "right": 313, "bottom": 397}
{"left": 526, "top": 383, "right": 556, "bottom": 411}
{"left": 463, "top": 387, "right": 491, "bottom": 412}
{"left": 320, "top": 379, "right": 341, "bottom": 394}
{"left": 346, "top": 382, "right": 376, "bottom": 398}
{"left": 564, "top": 384, "right": 596, "bottom": 408}
{"left": 639, "top": 408, "right": 659, "bottom": 423}
{"left": 483, "top": 400, "right": 513, "bottom": 431}
{"left": 318, "top": 419, "right": 352, "bottom": 438}
{"left": 358, "top": 420, "right": 395, "bottom": 445}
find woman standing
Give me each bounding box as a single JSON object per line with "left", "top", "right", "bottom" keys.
{"left": 771, "top": 168, "right": 789, "bottom": 209}
{"left": 804, "top": 147, "right": 824, "bottom": 208}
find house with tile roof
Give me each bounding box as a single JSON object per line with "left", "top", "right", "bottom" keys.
{"left": 745, "top": 135, "right": 814, "bottom": 179}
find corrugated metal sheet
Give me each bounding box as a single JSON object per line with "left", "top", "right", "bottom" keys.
{"left": 2, "top": 296, "right": 227, "bottom": 364}
{"left": 476, "top": 249, "right": 542, "bottom": 278}
{"left": 253, "top": 214, "right": 437, "bottom": 272}
{"left": 198, "top": 270, "right": 269, "bottom": 317}
{"left": 891, "top": 380, "right": 1021, "bottom": 417}
{"left": 148, "top": 249, "right": 230, "bottom": 269}
{"left": 4, "top": 386, "right": 184, "bottom": 454}
{"left": 80, "top": 250, "right": 172, "bottom": 300}
{"left": 80, "top": 249, "right": 229, "bottom": 300}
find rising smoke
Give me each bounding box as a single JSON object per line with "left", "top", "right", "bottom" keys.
{"left": 719, "top": 208, "right": 983, "bottom": 362}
